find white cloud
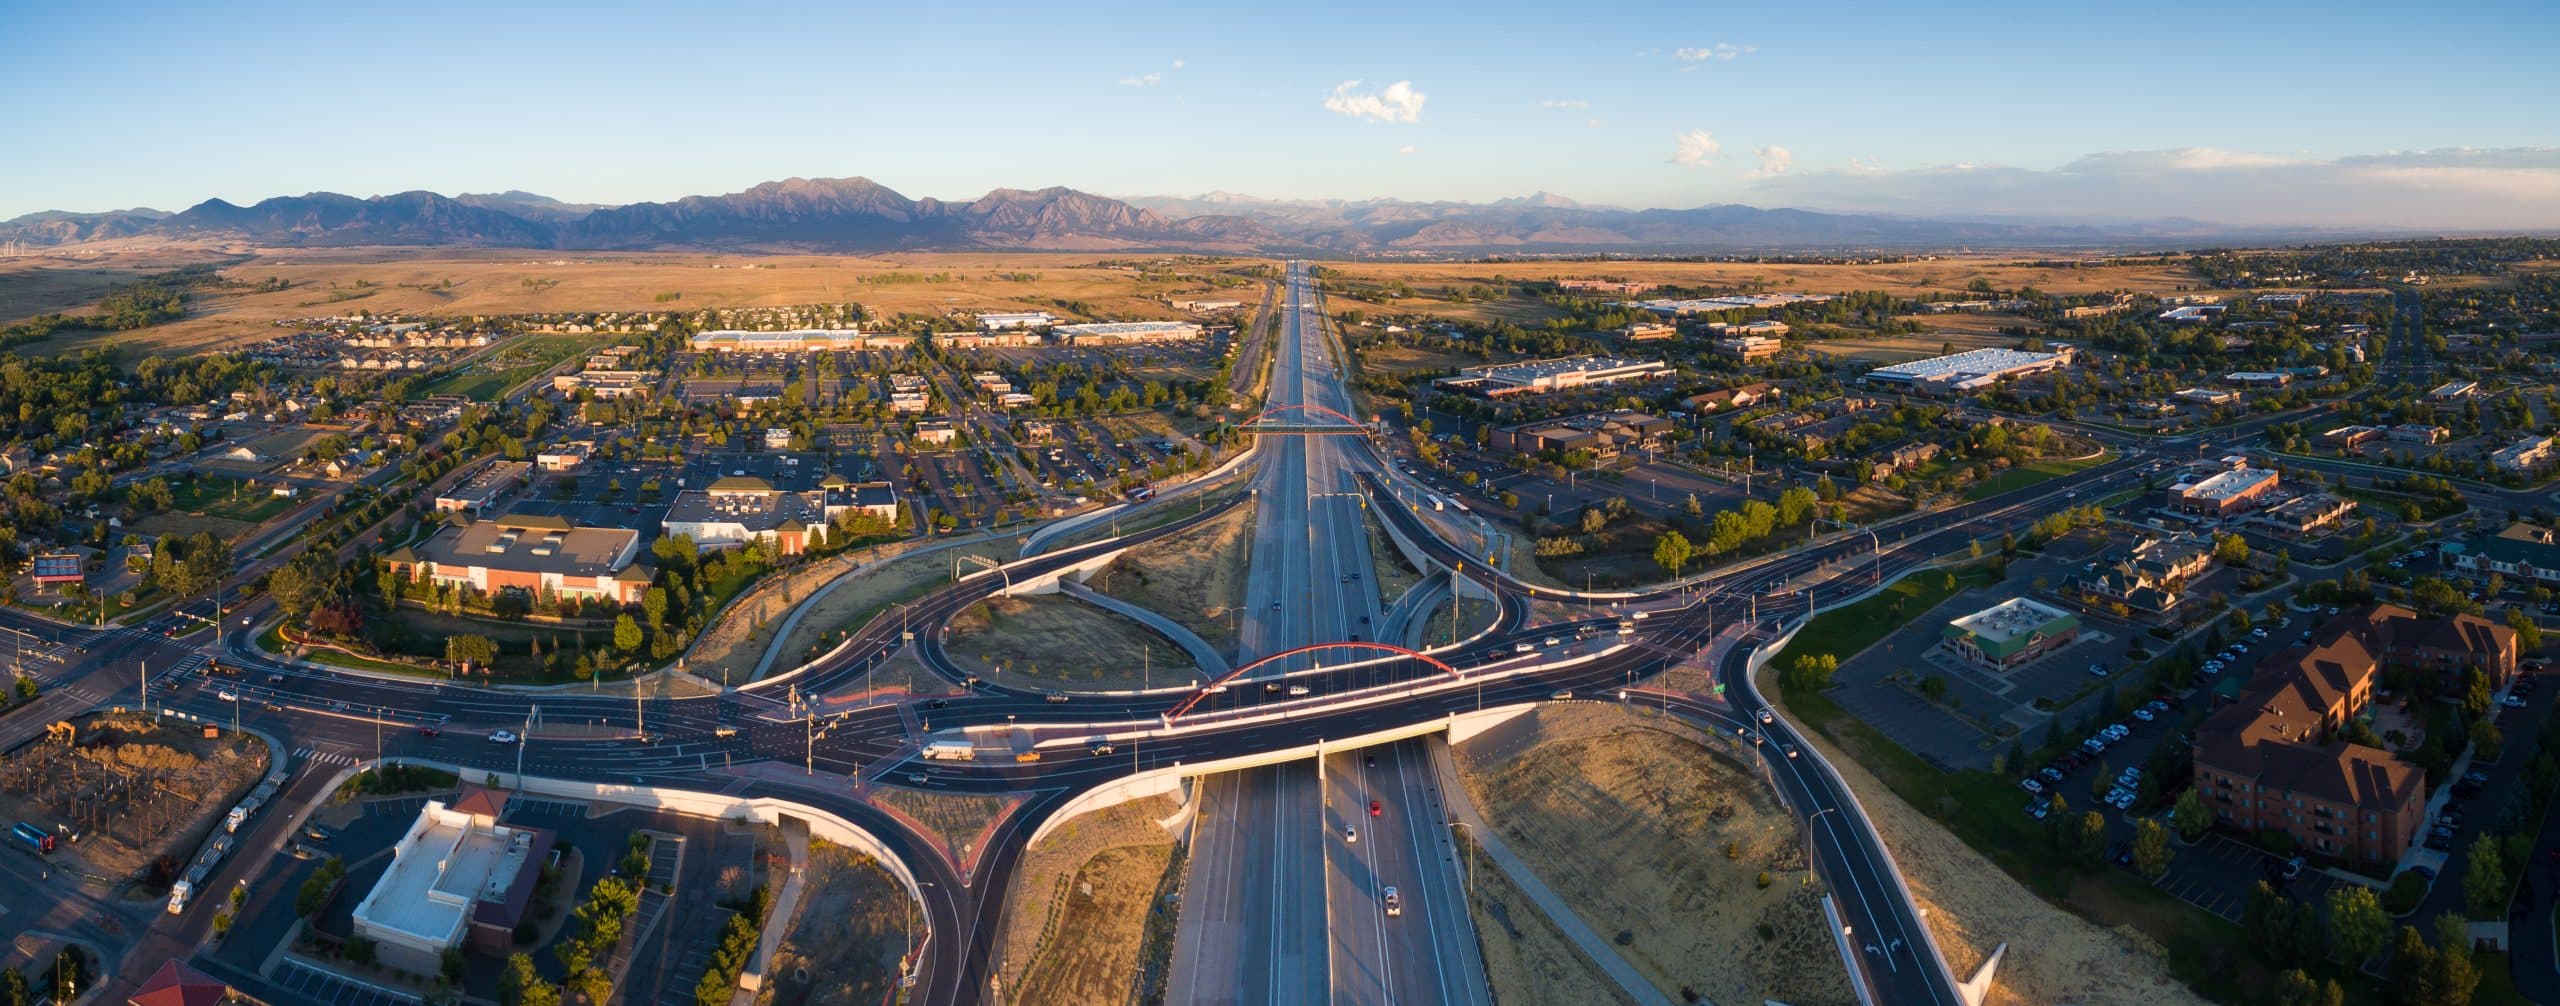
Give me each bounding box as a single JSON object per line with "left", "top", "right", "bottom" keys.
{"left": 1748, "top": 146, "right": 2560, "bottom": 229}
{"left": 1674, "top": 43, "right": 1754, "bottom": 62}
{"left": 1398, "top": 145, "right": 1419, "bottom": 156}
{"left": 1538, "top": 99, "right": 1590, "bottom": 109}
{"left": 1324, "top": 80, "right": 1427, "bottom": 123}
{"left": 1170, "top": 59, "right": 1185, "bottom": 70}
{"left": 1750, "top": 145, "right": 1795, "bottom": 178}
{"left": 1118, "top": 73, "right": 1161, "bottom": 87}
{"left": 1670, "top": 130, "right": 1721, "bottom": 167}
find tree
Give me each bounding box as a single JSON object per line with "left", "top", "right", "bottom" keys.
{"left": 643, "top": 586, "right": 669, "bottom": 628}
{"left": 1, "top": 968, "right": 27, "bottom": 1006}
{"left": 2170, "top": 788, "right": 2213, "bottom": 841}
{"left": 447, "top": 635, "right": 498, "bottom": 674}
{"left": 2463, "top": 668, "right": 2494, "bottom": 719}
{"left": 2131, "top": 818, "right": 2171, "bottom": 879}
{"left": 2470, "top": 718, "right": 2505, "bottom": 763}
{"left": 2074, "top": 811, "right": 2108, "bottom": 866}
{"left": 2392, "top": 925, "right": 2439, "bottom": 1006}
{"left": 2328, "top": 884, "right": 2389, "bottom": 965}
{"left": 2463, "top": 834, "right": 2509, "bottom": 918}
{"left": 500, "top": 952, "right": 561, "bottom": 1006}
{"left": 2509, "top": 606, "right": 2544, "bottom": 650}
{"left": 2214, "top": 533, "right": 2251, "bottom": 566}
{"left": 1652, "top": 531, "right": 1693, "bottom": 578}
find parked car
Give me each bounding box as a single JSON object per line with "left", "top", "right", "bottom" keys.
{"left": 2020, "top": 778, "right": 2045, "bottom": 795}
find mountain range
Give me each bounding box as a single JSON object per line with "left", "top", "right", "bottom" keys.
{"left": 0, "top": 176, "right": 2363, "bottom": 255}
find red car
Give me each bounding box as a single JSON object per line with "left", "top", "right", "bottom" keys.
{"left": 1369, "top": 800, "right": 1383, "bottom": 817}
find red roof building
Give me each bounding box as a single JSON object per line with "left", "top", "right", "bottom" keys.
{"left": 129, "top": 960, "right": 229, "bottom": 1006}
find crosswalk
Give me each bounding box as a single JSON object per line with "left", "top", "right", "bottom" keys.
{"left": 292, "top": 747, "right": 360, "bottom": 768}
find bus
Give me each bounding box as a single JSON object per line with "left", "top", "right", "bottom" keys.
{"left": 1451, "top": 500, "right": 1471, "bottom": 514}
{"left": 1126, "top": 486, "right": 1158, "bottom": 503}
{"left": 1426, "top": 496, "right": 1446, "bottom": 512}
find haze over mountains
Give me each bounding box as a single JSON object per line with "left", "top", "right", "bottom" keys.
{"left": 0, "top": 175, "right": 2379, "bottom": 255}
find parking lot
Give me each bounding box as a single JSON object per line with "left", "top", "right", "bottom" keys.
{"left": 272, "top": 959, "right": 423, "bottom": 1006}
{"left": 2154, "top": 834, "right": 2351, "bottom": 921}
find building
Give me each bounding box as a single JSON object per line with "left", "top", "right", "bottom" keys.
{"left": 1682, "top": 382, "right": 1777, "bottom": 413}
{"left": 2492, "top": 436, "right": 2556, "bottom": 473}
{"left": 1489, "top": 411, "right": 1674, "bottom": 458}
{"left": 1712, "top": 319, "right": 1792, "bottom": 337}
{"left": 2172, "top": 464, "right": 2280, "bottom": 516}
{"left": 2448, "top": 522, "right": 2560, "bottom": 585}
{"left": 2192, "top": 605, "right": 2515, "bottom": 866}
{"left": 764, "top": 428, "right": 794, "bottom": 451}
{"left": 29, "top": 552, "right": 85, "bottom": 588}
{"left": 689, "top": 329, "right": 882, "bottom": 353}
{"left": 662, "top": 476, "right": 852, "bottom": 556}
{"left": 2428, "top": 380, "right": 2481, "bottom": 401}
{"left": 2176, "top": 388, "right": 2240, "bottom": 406}
{"left": 914, "top": 420, "right": 959, "bottom": 446}
{"left": 2080, "top": 535, "right": 2212, "bottom": 615}
{"left": 2224, "top": 371, "right": 2292, "bottom": 387}
{"left": 350, "top": 787, "right": 556, "bottom": 973}
{"left": 831, "top": 476, "right": 904, "bottom": 523}
{"left": 535, "top": 441, "right": 592, "bottom": 472}
{"left": 1714, "top": 335, "right": 1785, "bottom": 361}
{"left": 1941, "top": 598, "right": 2080, "bottom": 671}
{"left": 129, "top": 960, "right": 231, "bottom": 1006}
{"left": 1558, "top": 279, "right": 1657, "bottom": 295}
{"left": 1052, "top": 321, "right": 1203, "bottom": 345}
{"left": 889, "top": 391, "right": 931, "bottom": 414}
{"left": 2388, "top": 424, "right": 2450, "bottom": 445}
{"left": 552, "top": 370, "right": 655, "bottom": 400}
{"left": 2252, "top": 493, "right": 2359, "bottom": 536}
{"left": 978, "top": 311, "right": 1057, "bottom": 330}
{"left": 388, "top": 512, "right": 649, "bottom": 605}
{"left": 1431, "top": 356, "right": 1672, "bottom": 398}
{"left": 1870, "top": 441, "right": 1943, "bottom": 479}
{"left": 1170, "top": 297, "right": 1243, "bottom": 313}
{"left": 433, "top": 461, "right": 530, "bottom": 515}
{"left": 970, "top": 372, "right": 1012, "bottom": 395}
{"left": 1861, "top": 347, "right": 2067, "bottom": 393}
{"left": 2318, "top": 426, "right": 2384, "bottom": 450}
{"left": 1018, "top": 419, "right": 1058, "bottom": 442}
{"left": 1617, "top": 322, "right": 1678, "bottom": 343}
{"left": 1625, "top": 293, "right": 1833, "bottom": 315}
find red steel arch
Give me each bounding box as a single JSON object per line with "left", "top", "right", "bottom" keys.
{"left": 1167, "top": 641, "right": 1461, "bottom": 721}
{"left": 1241, "top": 403, "right": 1367, "bottom": 429}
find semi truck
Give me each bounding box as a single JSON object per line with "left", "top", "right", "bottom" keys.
{"left": 11, "top": 821, "right": 54, "bottom": 856}
{"left": 922, "top": 741, "right": 977, "bottom": 761}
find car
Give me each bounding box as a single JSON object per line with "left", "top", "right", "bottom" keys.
{"left": 1288, "top": 685, "right": 1311, "bottom": 696}
{"left": 1272, "top": 601, "right": 1282, "bottom": 609}
{"left": 2464, "top": 771, "right": 2489, "bottom": 785}
{"left": 2132, "top": 708, "right": 2156, "bottom": 722}
{"left": 1783, "top": 744, "right": 1800, "bottom": 760}
{"left": 2039, "top": 767, "right": 2065, "bottom": 783}
{"left": 1543, "top": 637, "right": 1562, "bottom": 647}
{"left": 265, "top": 673, "right": 286, "bottom": 684}
{"left": 489, "top": 730, "right": 518, "bottom": 744}
{"left": 2082, "top": 738, "right": 2108, "bottom": 754}
{"left": 1365, "top": 754, "right": 1376, "bottom": 767}
{"left": 262, "top": 701, "right": 284, "bottom": 711}
{"left": 2019, "top": 778, "right": 2045, "bottom": 794}
{"left": 2105, "top": 786, "right": 2131, "bottom": 804}
{"left": 1758, "top": 709, "right": 1775, "bottom": 725}
{"left": 1090, "top": 743, "right": 1116, "bottom": 756}
{"left": 1370, "top": 800, "right": 1383, "bottom": 817}
{"left": 2425, "top": 834, "right": 2453, "bottom": 852}
{"left": 215, "top": 689, "right": 238, "bottom": 702}
{"left": 1344, "top": 826, "right": 1357, "bottom": 844}
{"left": 1352, "top": 572, "right": 1363, "bottom": 581}
{"left": 2503, "top": 694, "right": 2527, "bottom": 708}
{"left": 2024, "top": 801, "right": 2050, "bottom": 821}
{"left": 1383, "top": 886, "right": 1402, "bottom": 917}
{"left": 2087, "top": 664, "right": 2111, "bottom": 678}
{"left": 1045, "top": 691, "right": 1070, "bottom": 703}
{"left": 1359, "top": 615, "right": 1371, "bottom": 624}
{"left": 417, "top": 725, "right": 441, "bottom": 738}
{"left": 304, "top": 824, "right": 334, "bottom": 842}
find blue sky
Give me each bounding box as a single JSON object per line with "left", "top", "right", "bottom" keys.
{"left": 6, "top": 0, "right": 2558, "bottom": 226}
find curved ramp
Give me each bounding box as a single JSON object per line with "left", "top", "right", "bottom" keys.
{"left": 1057, "top": 579, "right": 1231, "bottom": 678}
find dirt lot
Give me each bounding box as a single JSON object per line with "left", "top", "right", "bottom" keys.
{"left": 870, "top": 786, "right": 1013, "bottom": 874}
{"left": 758, "top": 535, "right": 1025, "bottom": 684}
{"left": 0, "top": 712, "right": 271, "bottom": 888}
{"left": 997, "top": 795, "right": 1179, "bottom": 1003}
{"left": 767, "top": 841, "right": 915, "bottom": 1006}
{"left": 1420, "top": 595, "right": 1500, "bottom": 649}
{"left": 1794, "top": 714, "right": 2207, "bottom": 1006}
{"left": 9, "top": 247, "right": 1254, "bottom": 357}
{"left": 1455, "top": 828, "right": 1636, "bottom": 1006}
{"left": 944, "top": 593, "right": 1189, "bottom": 690}
{"left": 1453, "top": 704, "right": 1853, "bottom": 1006}
{"left": 1086, "top": 500, "right": 1254, "bottom": 656}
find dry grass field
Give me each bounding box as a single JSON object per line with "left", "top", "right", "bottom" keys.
{"left": 1086, "top": 500, "right": 1254, "bottom": 656}
{"left": 998, "top": 795, "right": 1180, "bottom": 1004}
{"left": 1805, "top": 328, "right": 2022, "bottom": 364}
{"left": 754, "top": 535, "right": 1025, "bottom": 684}
{"left": 2, "top": 246, "right": 1265, "bottom": 357}
{"left": 767, "top": 841, "right": 915, "bottom": 1006}
{"left": 1456, "top": 826, "right": 1638, "bottom": 1006}
{"left": 1452, "top": 704, "right": 1853, "bottom": 1006}
{"left": 1326, "top": 256, "right": 2202, "bottom": 300}
{"left": 870, "top": 786, "right": 1013, "bottom": 873}
{"left": 944, "top": 593, "right": 1189, "bottom": 690}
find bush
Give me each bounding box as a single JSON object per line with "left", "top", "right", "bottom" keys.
{"left": 2384, "top": 870, "right": 2430, "bottom": 915}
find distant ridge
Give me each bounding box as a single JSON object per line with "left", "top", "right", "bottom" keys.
{"left": 1, "top": 176, "right": 2377, "bottom": 254}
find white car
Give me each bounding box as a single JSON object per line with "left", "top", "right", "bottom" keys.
{"left": 2019, "top": 777, "right": 2045, "bottom": 795}
{"left": 2132, "top": 708, "right": 2156, "bottom": 722}
{"left": 1758, "top": 709, "right": 1776, "bottom": 725}
{"left": 1344, "top": 826, "right": 1357, "bottom": 844}
{"left": 489, "top": 730, "right": 519, "bottom": 744}
{"left": 1383, "top": 886, "right": 1402, "bottom": 917}
{"left": 215, "top": 689, "right": 239, "bottom": 702}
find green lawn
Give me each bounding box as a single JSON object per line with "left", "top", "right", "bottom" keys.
{"left": 1789, "top": 563, "right": 1998, "bottom": 667}
{"left": 140, "top": 474, "right": 298, "bottom": 524}
{"left": 423, "top": 334, "right": 604, "bottom": 402}
{"left": 1961, "top": 449, "right": 2116, "bottom": 502}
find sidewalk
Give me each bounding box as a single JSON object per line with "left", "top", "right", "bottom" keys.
{"left": 733, "top": 816, "right": 810, "bottom": 1004}
{"left": 1426, "top": 739, "right": 1674, "bottom": 1006}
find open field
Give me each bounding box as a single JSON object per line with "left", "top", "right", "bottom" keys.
{"left": 1804, "top": 328, "right": 2021, "bottom": 365}
{"left": 422, "top": 332, "right": 605, "bottom": 400}
{"left": 1455, "top": 827, "right": 1636, "bottom": 1006}
{"left": 5, "top": 248, "right": 1266, "bottom": 357}
{"left": 684, "top": 535, "right": 978, "bottom": 686}
{"left": 1086, "top": 500, "right": 1254, "bottom": 656}
{"left": 1961, "top": 449, "right": 2115, "bottom": 501}
{"left": 1358, "top": 343, "right": 1497, "bottom": 374}
{"left": 1323, "top": 257, "right": 2205, "bottom": 300}
{"left": 162, "top": 473, "right": 298, "bottom": 523}
{"left": 128, "top": 512, "right": 259, "bottom": 547}
{"left": 944, "top": 593, "right": 1189, "bottom": 690}
{"left": 998, "top": 795, "right": 1179, "bottom": 1003}
{"left": 0, "top": 712, "right": 270, "bottom": 888}
{"left": 756, "top": 535, "right": 1024, "bottom": 683}
{"left": 768, "top": 841, "right": 913, "bottom": 1006}
{"left": 1453, "top": 704, "right": 1853, "bottom": 1006}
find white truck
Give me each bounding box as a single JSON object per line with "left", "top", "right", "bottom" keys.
{"left": 166, "top": 880, "right": 193, "bottom": 915}
{"left": 922, "top": 741, "right": 978, "bottom": 761}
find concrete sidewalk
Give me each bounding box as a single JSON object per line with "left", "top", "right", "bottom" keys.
{"left": 733, "top": 816, "right": 810, "bottom": 1004}
{"left": 1426, "top": 738, "right": 1674, "bottom": 1006}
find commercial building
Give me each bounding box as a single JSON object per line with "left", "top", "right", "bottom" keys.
{"left": 662, "top": 475, "right": 880, "bottom": 556}
{"left": 2428, "top": 380, "right": 2481, "bottom": 401}
{"left": 889, "top": 391, "right": 930, "bottom": 414}
{"left": 2491, "top": 436, "right": 2556, "bottom": 473}
{"left": 1431, "top": 356, "right": 1672, "bottom": 398}
{"left": 2171, "top": 463, "right": 2280, "bottom": 516}
{"left": 350, "top": 788, "right": 556, "bottom": 974}
{"left": 2175, "top": 388, "right": 2240, "bottom": 406}
{"left": 535, "top": 441, "right": 592, "bottom": 472}
{"left": 2252, "top": 493, "right": 2359, "bottom": 536}
{"left": 1860, "top": 347, "right": 2067, "bottom": 394}
{"left": 29, "top": 552, "right": 85, "bottom": 588}
{"left": 129, "top": 960, "right": 231, "bottom": 1006}
{"left": 434, "top": 460, "right": 531, "bottom": 515}
{"left": 2223, "top": 371, "right": 2292, "bottom": 387}
{"left": 1714, "top": 335, "right": 1785, "bottom": 361}
{"left": 1052, "top": 321, "right": 1203, "bottom": 345}
{"left": 2080, "top": 534, "right": 2212, "bottom": 614}
{"left": 1624, "top": 293, "right": 1833, "bottom": 315}
{"left": 2447, "top": 522, "right": 2560, "bottom": 585}
{"left": 1170, "top": 297, "right": 1243, "bottom": 313}
{"left": 1681, "top": 382, "right": 1778, "bottom": 413}
{"left": 2317, "top": 426, "right": 2384, "bottom": 450}
{"left": 1617, "top": 322, "right": 1678, "bottom": 343}
{"left": 1941, "top": 598, "right": 2080, "bottom": 671}
{"left": 690, "top": 329, "right": 893, "bottom": 353}
{"left": 387, "top": 511, "right": 650, "bottom": 605}
{"left": 914, "top": 420, "right": 959, "bottom": 445}
{"left": 552, "top": 369, "right": 654, "bottom": 399}
{"left": 977, "top": 311, "right": 1057, "bottom": 330}
{"left": 2193, "top": 605, "right": 2515, "bottom": 866}
{"left": 1488, "top": 411, "right": 1675, "bottom": 458}
{"left": 2388, "top": 424, "right": 2450, "bottom": 445}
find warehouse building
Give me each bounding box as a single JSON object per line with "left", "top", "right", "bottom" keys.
{"left": 350, "top": 787, "right": 555, "bottom": 974}
{"left": 1053, "top": 321, "right": 1203, "bottom": 345}
{"left": 1432, "top": 355, "right": 1672, "bottom": 398}
{"left": 1860, "top": 347, "right": 2068, "bottom": 394}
